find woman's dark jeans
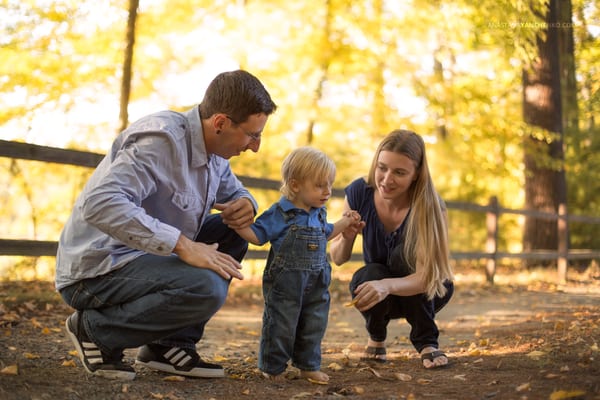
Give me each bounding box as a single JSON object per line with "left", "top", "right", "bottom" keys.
{"left": 349, "top": 263, "right": 453, "bottom": 353}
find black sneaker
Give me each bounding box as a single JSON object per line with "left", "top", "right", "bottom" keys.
{"left": 136, "top": 343, "right": 224, "bottom": 378}
{"left": 65, "top": 312, "right": 136, "bottom": 380}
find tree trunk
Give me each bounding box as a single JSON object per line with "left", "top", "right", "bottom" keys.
{"left": 558, "top": 0, "right": 578, "bottom": 133}
{"left": 522, "top": 0, "right": 567, "bottom": 267}
{"left": 118, "top": 0, "right": 139, "bottom": 133}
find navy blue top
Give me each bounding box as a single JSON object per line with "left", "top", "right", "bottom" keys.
{"left": 346, "top": 178, "right": 446, "bottom": 271}
{"left": 345, "top": 178, "right": 408, "bottom": 266}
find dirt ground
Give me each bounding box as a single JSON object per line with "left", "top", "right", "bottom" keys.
{"left": 1, "top": 266, "right": 599, "bottom": 400}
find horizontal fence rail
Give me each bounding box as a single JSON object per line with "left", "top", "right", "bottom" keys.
{"left": 2, "top": 139, "right": 599, "bottom": 282}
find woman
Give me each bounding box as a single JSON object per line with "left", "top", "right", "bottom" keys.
{"left": 330, "top": 129, "right": 454, "bottom": 369}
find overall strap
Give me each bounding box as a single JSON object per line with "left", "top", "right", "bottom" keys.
{"left": 317, "top": 207, "right": 327, "bottom": 231}
{"left": 276, "top": 203, "right": 298, "bottom": 223}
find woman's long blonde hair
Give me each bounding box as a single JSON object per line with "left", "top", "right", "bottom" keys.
{"left": 367, "top": 130, "right": 453, "bottom": 299}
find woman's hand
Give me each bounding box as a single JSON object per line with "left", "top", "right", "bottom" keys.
{"left": 341, "top": 218, "right": 365, "bottom": 240}
{"left": 352, "top": 280, "right": 390, "bottom": 311}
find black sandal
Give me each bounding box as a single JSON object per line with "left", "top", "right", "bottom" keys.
{"left": 420, "top": 350, "right": 450, "bottom": 369}
{"left": 361, "top": 346, "right": 387, "bottom": 363}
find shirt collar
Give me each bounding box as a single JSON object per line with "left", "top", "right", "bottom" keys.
{"left": 279, "top": 197, "right": 322, "bottom": 215}
{"left": 183, "top": 106, "right": 208, "bottom": 168}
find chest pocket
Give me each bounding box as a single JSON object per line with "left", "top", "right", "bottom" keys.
{"left": 171, "top": 191, "right": 202, "bottom": 211}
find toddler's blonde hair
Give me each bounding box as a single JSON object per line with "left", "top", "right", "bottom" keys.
{"left": 280, "top": 146, "right": 336, "bottom": 199}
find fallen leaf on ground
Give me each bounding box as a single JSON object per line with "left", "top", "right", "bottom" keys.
{"left": 307, "top": 378, "right": 328, "bottom": 385}
{"left": 526, "top": 350, "right": 545, "bottom": 360}
{"left": 453, "top": 374, "right": 467, "bottom": 381}
{"left": 290, "top": 392, "right": 315, "bottom": 399}
{"left": 162, "top": 375, "right": 185, "bottom": 382}
{"left": 395, "top": 372, "right": 412, "bottom": 381}
{"left": 328, "top": 362, "right": 343, "bottom": 371}
{"left": 516, "top": 382, "right": 531, "bottom": 392}
{"left": 354, "top": 386, "right": 365, "bottom": 394}
{"left": 61, "top": 360, "right": 76, "bottom": 367}
{"left": 359, "top": 366, "right": 383, "bottom": 378}
{"left": 0, "top": 365, "right": 18, "bottom": 375}
{"left": 24, "top": 352, "right": 40, "bottom": 359}
{"left": 549, "top": 389, "right": 586, "bottom": 400}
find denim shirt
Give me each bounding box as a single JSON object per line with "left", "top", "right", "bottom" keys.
{"left": 250, "top": 197, "right": 334, "bottom": 252}
{"left": 55, "top": 106, "right": 257, "bottom": 290}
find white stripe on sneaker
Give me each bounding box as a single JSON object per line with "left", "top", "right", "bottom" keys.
{"left": 83, "top": 340, "right": 103, "bottom": 364}
{"left": 177, "top": 355, "right": 192, "bottom": 367}
{"left": 164, "top": 347, "right": 192, "bottom": 367}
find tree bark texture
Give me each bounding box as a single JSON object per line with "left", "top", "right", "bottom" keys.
{"left": 522, "top": 0, "right": 567, "bottom": 264}
{"left": 118, "top": 0, "right": 139, "bottom": 134}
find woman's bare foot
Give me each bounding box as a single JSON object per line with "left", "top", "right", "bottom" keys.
{"left": 420, "top": 346, "right": 449, "bottom": 369}
{"left": 300, "top": 369, "right": 329, "bottom": 383}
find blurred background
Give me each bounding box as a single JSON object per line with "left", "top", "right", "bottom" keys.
{"left": 0, "top": 0, "right": 598, "bottom": 282}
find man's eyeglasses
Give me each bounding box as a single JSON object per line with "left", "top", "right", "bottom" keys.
{"left": 226, "top": 115, "right": 262, "bottom": 142}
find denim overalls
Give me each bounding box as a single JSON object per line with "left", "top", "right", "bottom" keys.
{"left": 258, "top": 207, "right": 331, "bottom": 375}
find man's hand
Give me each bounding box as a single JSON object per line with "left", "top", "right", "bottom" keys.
{"left": 174, "top": 235, "right": 244, "bottom": 280}
{"left": 213, "top": 198, "right": 255, "bottom": 230}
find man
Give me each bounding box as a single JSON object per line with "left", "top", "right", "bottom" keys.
{"left": 56, "top": 70, "right": 277, "bottom": 380}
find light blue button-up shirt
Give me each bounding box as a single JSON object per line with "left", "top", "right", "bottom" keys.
{"left": 55, "top": 106, "right": 257, "bottom": 290}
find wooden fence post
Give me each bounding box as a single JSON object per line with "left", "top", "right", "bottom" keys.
{"left": 557, "top": 203, "right": 568, "bottom": 283}
{"left": 485, "top": 196, "right": 499, "bottom": 284}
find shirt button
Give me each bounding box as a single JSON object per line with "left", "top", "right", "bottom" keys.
{"left": 157, "top": 246, "right": 164, "bottom": 251}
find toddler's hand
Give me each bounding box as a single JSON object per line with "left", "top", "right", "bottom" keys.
{"left": 343, "top": 210, "right": 361, "bottom": 222}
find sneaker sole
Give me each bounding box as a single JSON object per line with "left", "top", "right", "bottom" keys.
{"left": 65, "top": 317, "right": 136, "bottom": 381}
{"left": 135, "top": 360, "right": 225, "bottom": 378}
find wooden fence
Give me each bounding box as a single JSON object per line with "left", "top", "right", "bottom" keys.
{"left": 1, "top": 139, "right": 599, "bottom": 283}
